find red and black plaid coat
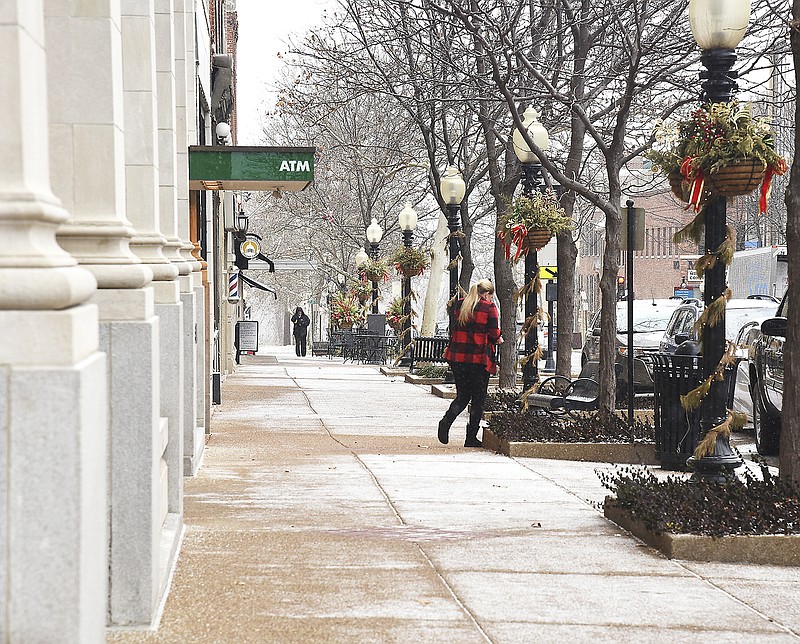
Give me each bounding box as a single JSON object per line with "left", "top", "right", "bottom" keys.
{"left": 443, "top": 298, "right": 502, "bottom": 374}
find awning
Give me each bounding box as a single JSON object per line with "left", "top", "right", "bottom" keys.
{"left": 247, "top": 259, "right": 314, "bottom": 272}
{"left": 240, "top": 273, "right": 277, "bottom": 299}
{"left": 189, "top": 146, "right": 315, "bottom": 191}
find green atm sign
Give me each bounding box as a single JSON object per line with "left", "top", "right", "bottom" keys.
{"left": 188, "top": 146, "right": 315, "bottom": 191}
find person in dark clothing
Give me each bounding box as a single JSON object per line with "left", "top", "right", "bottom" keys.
{"left": 438, "top": 279, "right": 503, "bottom": 447}
{"left": 291, "top": 307, "right": 310, "bottom": 356}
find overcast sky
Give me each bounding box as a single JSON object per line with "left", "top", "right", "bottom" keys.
{"left": 235, "top": 0, "right": 334, "bottom": 144}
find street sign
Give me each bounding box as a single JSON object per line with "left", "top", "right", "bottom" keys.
{"left": 674, "top": 288, "right": 693, "bottom": 298}
{"left": 240, "top": 239, "right": 259, "bottom": 259}
{"left": 620, "top": 206, "right": 645, "bottom": 251}
{"left": 687, "top": 269, "right": 701, "bottom": 283}
{"left": 539, "top": 265, "right": 557, "bottom": 279}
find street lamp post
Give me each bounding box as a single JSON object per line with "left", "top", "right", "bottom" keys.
{"left": 439, "top": 166, "right": 466, "bottom": 335}
{"left": 513, "top": 107, "right": 550, "bottom": 391}
{"left": 398, "top": 202, "right": 418, "bottom": 359}
{"left": 354, "top": 246, "right": 369, "bottom": 317}
{"left": 686, "top": 0, "right": 749, "bottom": 479}
{"left": 366, "top": 217, "right": 383, "bottom": 314}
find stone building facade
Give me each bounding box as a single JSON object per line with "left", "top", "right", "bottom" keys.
{"left": 0, "top": 0, "right": 244, "bottom": 638}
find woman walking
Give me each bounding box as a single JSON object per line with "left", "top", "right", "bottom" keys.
{"left": 438, "top": 279, "right": 503, "bottom": 447}
{"left": 291, "top": 307, "right": 310, "bottom": 357}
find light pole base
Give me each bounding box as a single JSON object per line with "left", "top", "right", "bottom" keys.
{"left": 686, "top": 435, "right": 743, "bottom": 483}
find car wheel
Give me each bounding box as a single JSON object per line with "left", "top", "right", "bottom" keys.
{"left": 752, "top": 386, "right": 781, "bottom": 456}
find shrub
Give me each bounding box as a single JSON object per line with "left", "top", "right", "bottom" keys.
{"left": 488, "top": 411, "right": 654, "bottom": 444}
{"left": 599, "top": 461, "right": 800, "bottom": 537}
{"left": 415, "top": 365, "right": 447, "bottom": 378}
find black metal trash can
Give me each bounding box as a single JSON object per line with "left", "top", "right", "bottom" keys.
{"left": 651, "top": 353, "right": 703, "bottom": 470}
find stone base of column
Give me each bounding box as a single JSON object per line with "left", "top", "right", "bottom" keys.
{"left": 91, "top": 288, "right": 182, "bottom": 626}
{"left": 194, "top": 282, "right": 206, "bottom": 437}
{"left": 153, "top": 281, "right": 184, "bottom": 516}
{"left": 0, "top": 306, "right": 107, "bottom": 642}
{"left": 179, "top": 274, "right": 201, "bottom": 476}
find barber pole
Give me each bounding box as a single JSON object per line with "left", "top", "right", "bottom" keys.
{"left": 228, "top": 270, "right": 239, "bottom": 301}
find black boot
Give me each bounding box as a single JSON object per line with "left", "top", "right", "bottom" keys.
{"left": 437, "top": 417, "right": 451, "bottom": 444}
{"left": 464, "top": 423, "right": 482, "bottom": 448}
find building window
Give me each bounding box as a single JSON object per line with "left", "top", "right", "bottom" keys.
{"left": 215, "top": 0, "right": 226, "bottom": 53}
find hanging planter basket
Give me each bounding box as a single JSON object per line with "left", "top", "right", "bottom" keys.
{"left": 704, "top": 159, "right": 766, "bottom": 197}
{"left": 337, "top": 321, "right": 353, "bottom": 330}
{"left": 520, "top": 228, "right": 553, "bottom": 252}
{"left": 668, "top": 172, "right": 690, "bottom": 202}
{"left": 399, "top": 266, "right": 423, "bottom": 278}
{"left": 363, "top": 271, "right": 384, "bottom": 282}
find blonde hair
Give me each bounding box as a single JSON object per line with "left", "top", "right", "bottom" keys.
{"left": 457, "top": 279, "right": 495, "bottom": 325}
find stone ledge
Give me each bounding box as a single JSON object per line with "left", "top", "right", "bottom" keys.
{"left": 380, "top": 366, "right": 407, "bottom": 377}
{"left": 604, "top": 500, "right": 800, "bottom": 566}
{"left": 431, "top": 383, "right": 456, "bottom": 398}
{"left": 483, "top": 428, "right": 658, "bottom": 464}
{"left": 405, "top": 373, "right": 444, "bottom": 385}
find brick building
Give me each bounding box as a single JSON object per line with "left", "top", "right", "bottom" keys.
{"left": 577, "top": 169, "right": 703, "bottom": 323}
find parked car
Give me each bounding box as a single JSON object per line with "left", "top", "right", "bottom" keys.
{"left": 659, "top": 299, "right": 778, "bottom": 354}
{"left": 581, "top": 299, "right": 684, "bottom": 394}
{"left": 750, "top": 292, "right": 788, "bottom": 455}
{"left": 730, "top": 319, "right": 770, "bottom": 424}
{"left": 515, "top": 320, "right": 550, "bottom": 354}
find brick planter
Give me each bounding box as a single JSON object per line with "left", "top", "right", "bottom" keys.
{"left": 483, "top": 428, "right": 657, "bottom": 464}
{"left": 604, "top": 499, "right": 800, "bottom": 566}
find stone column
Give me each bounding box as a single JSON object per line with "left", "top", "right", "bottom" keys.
{"left": 0, "top": 2, "right": 107, "bottom": 641}
{"left": 44, "top": 0, "right": 171, "bottom": 628}
{"left": 179, "top": 4, "right": 207, "bottom": 434}
{"left": 116, "top": 0, "right": 183, "bottom": 626}
{"left": 153, "top": 0, "right": 186, "bottom": 516}
{"left": 173, "top": 0, "right": 203, "bottom": 475}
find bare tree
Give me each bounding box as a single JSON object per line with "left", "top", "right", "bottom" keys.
{"left": 780, "top": 3, "right": 800, "bottom": 485}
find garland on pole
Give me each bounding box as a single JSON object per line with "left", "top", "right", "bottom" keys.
{"left": 644, "top": 101, "right": 788, "bottom": 461}
{"left": 694, "top": 410, "right": 748, "bottom": 460}
{"left": 514, "top": 269, "right": 546, "bottom": 408}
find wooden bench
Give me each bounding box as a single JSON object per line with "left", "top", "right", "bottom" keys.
{"left": 408, "top": 337, "right": 449, "bottom": 373}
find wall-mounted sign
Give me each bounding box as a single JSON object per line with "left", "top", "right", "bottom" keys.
{"left": 236, "top": 320, "right": 259, "bottom": 352}
{"left": 240, "top": 239, "right": 259, "bottom": 259}
{"left": 188, "top": 146, "right": 315, "bottom": 191}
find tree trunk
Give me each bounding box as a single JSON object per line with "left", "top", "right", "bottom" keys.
{"left": 494, "top": 200, "right": 517, "bottom": 389}
{"left": 420, "top": 212, "right": 449, "bottom": 336}
{"left": 779, "top": 1, "right": 800, "bottom": 485}
{"left": 556, "top": 232, "right": 578, "bottom": 377}
{"left": 557, "top": 5, "right": 588, "bottom": 382}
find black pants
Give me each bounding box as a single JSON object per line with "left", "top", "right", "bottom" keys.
{"left": 295, "top": 334, "right": 307, "bottom": 356}
{"left": 441, "top": 362, "right": 490, "bottom": 437}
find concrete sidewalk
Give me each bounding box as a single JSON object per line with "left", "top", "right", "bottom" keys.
{"left": 109, "top": 346, "right": 800, "bottom": 643}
